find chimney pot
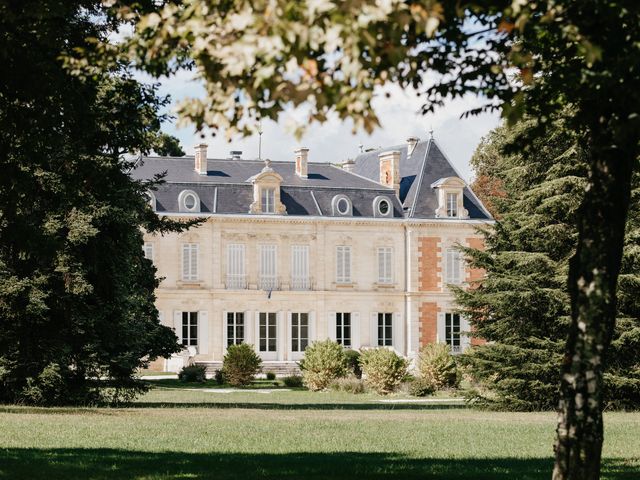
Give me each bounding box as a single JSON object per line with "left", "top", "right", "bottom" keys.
{"left": 230, "top": 150, "right": 242, "bottom": 160}
{"left": 194, "top": 143, "right": 208, "bottom": 175}
{"left": 378, "top": 150, "right": 401, "bottom": 196}
{"left": 406, "top": 136, "right": 419, "bottom": 158}
{"left": 294, "top": 147, "right": 309, "bottom": 178}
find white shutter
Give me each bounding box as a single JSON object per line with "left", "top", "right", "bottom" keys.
{"left": 461, "top": 316, "right": 471, "bottom": 350}
{"left": 327, "top": 312, "right": 337, "bottom": 341}
{"left": 222, "top": 310, "right": 228, "bottom": 352}
{"left": 336, "top": 247, "right": 343, "bottom": 283}
{"left": 370, "top": 312, "right": 378, "bottom": 347}
{"left": 351, "top": 312, "right": 361, "bottom": 350}
{"left": 174, "top": 311, "right": 182, "bottom": 345}
{"left": 277, "top": 311, "right": 285, "bottom": 360}
{"left": 182, "top": 245, "right": 189, "bottom": 280}
{"left": 244, "top": 311, "right": 253, "bottom": 345}
{"left": 344, "top": 247, "right": 351, "bottom": 282}
{"left": 309, "top": 311, "right": 316, "bottom": 344}
{"left": 286, "top": 311, "right": 292, "bottom": 356}
{"left": 199, "top": 310, "right": 209, "bottom": 354}
{"left": 191, "top": 244, "right": 198, "bottom": 280}
{"left": 393, "top": 312, "right": 404, "bottom": 354}
{"left": 437, "top": 312, "right": 446, "bottom": 343}
{"left": 158, "top": 310, "right": 164, "bottom": 325}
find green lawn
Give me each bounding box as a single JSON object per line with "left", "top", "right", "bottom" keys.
{"left": 0, "top": 385, "right": 638, "bottom": 479}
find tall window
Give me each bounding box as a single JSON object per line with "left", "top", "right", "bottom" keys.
{"left": 226, "top": 244, "right": 246, "bottom": 289}
{"left": 182, "top": 243, "right": 198, "bottom": 281}
{"left": 259, "top": 312, "right": 277, "bottom": 352}
{"left": 291, "top": 313, "right": 309, "bottom": 352}
{"left": 291, "top": 245, "right": 310, "bottom": 290}
{"left": 445, "top": 313, "right": 461, "bottom": 353}
{"left": 336, "top": 246, "right": 351, "bottom": 284}
{"left": 259, "top": 244, "right": 278, "bottom": 290}
{"left": 181, "top": 312, "right": 198, "bottom": 346}
{"left": 445, "top": 248, "right": 462, "bottom": 284}
{"left": 446, "top": 193, "right": 458, "bottom": 217}
{"left": 143, "top": 242, "right": 154, "bottom": 261}
{"left": 227, "top": 312, "right": 244, "bottom": 347}
{"left": 336, "top": 312, "right": 351, "bottom": 347}
{"left": 377, "top": 313, "right": 392, "bottom": 346}
{"left": 261, "top": 187, "right": 276, "bottom": 213}
{"left": 377, "top": 247, "right": 393, "bottom": 284}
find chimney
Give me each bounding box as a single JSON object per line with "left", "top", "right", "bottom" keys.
{"left": 406, "top": 136, "right": 419, "bottom": 158}
{"left": 194, "top": 143, "right": 208, "bottom": 175}
{"left": 378, "top": 150, "right": 401, "bottom": 196}
{"left": 294, "top": 147, "right": 309, "bottom": 178}
{"left": 342, "top": 159, "right": 355, "bottom": 173}
{"left": 230, "top": 150, "right": 242, "bottom": 160}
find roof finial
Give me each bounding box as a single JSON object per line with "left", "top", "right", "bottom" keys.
{"left": 358, "top": 142, "right": 363, "bottom": 153}
{"left": 429, "top": 125, "right": 434, "bottom": 139}
{"left": 258, "top": 120, "right": 264, "bottom": 160}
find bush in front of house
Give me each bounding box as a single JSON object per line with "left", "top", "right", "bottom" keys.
{"left": 344, "top": 349, "right": 362, "bottom": 379}
{"left": 178, "top": 365, "right": 206, "bottom": 383}
{"left": 265, "top": 371, "right": 276, "bottom": 381}
{"left": 418, "top": 343, "right": 460, "bottom": 390}
{"left": 300, "top": 340, "right": 348, "bottom": 391}
{"left": 329, "top": 377, "right": 366, "bottom": 394}
{"left": 214, "top": 369, "right": 225, "bottom": 385}
{"left": 282, "top": 375, "right": 304, "bottom": 388}
{"left": 409, "top": 377, "right": 436, "bottom": 397}
{"left": 359, "top": 348, "right": 408, "bottom": 395}
{"left": 222, "top": 343, "right": 262, "bottom": 386}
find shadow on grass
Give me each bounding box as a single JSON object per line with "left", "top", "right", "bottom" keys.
{"left": 130, "top": 401, "right": 467, "bottom": 410}
{"left": 0, "top": 449, "right": 637, "bottom": 480}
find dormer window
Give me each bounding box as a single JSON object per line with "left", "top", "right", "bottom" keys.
{"left": 178, "top": 190, "right": 200, "bottom": 213}
{"left": 447, "top": 193, "right": 458, "bottom": 217}
{"left": 261, "top": 187, "right": 276, "bottom": 213}
{"left": 431, "top": 177, "right": 469, "bottom": 219}
{"left": 331, "top": 194, "right": 352, "bottom": 216}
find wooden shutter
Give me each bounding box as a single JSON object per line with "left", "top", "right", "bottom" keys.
{"left": 173, "top": 310, "right": 182, "bottom": 345}
{"left": 182, "top": 245, "right": 189, "bottom": 280}
{"left": 309, "top": 311, "right": 316, "bottom": 344}
{"left": 370, "top": 312, "right": 378, "bottom": 347}
{"left": 344, "top": 247, "right": 351, "bottom": 282}
{"left": 199, "top": 310, "right": 209, "bottom": 354}
{"left": 222, "top": 310, "right": 228, "bottom": 352}
{"left": 393, "top": 312, "right": 404, "bottom": 354}
{"left": 191, "top": 244, "right": 198, "bottom": 280}
{"left": 244, "top": 311, "right": 253, "bottom": 346}
{"left": 327, "top": 312, "right": 337, "bottom": 341}
{"left": 351, "top": 312, "right": 361, "bottom": 350}
{"left": 437, "top": 312, "right": 446, "bottom": 343}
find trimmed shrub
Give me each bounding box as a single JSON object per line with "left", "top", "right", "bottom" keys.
{"left": 265, "top": 371, "right": 276, "bottom": 381}
{"left": 178, "top": 365, "right": 206, "bottom": 383}
{"left": 282, "top": 375, "right": 304, "bottom": 388}
{"left": 360, "top": 348, "right": 408, "bottom": 395}
{"left": 214, "top": 369, "right": 224, "bottom": 385}
{"left": 344, "top": 349, "right": 362, "bottom": 379}
{"left": 301, "top": 340, "right": 348, "bottom": 391}
{"left": 409, "top": 377, "right": 436, "bottom": 397}
{"left": 329, "top": 377, "right": 366, "bottom": 394}
{"left": 418, "top": 343, "right": 459, "bottom": 390}
{"left": 222, "top": 343, "right": 262, "bottom": 386}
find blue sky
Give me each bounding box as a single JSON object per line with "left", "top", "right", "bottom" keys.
{"left": 155, "top": 71, "right": 501, "bottom": 182}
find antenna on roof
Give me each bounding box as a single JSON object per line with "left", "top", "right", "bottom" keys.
{"left": 258, "top": 120, "right": 264, "bottom": 160}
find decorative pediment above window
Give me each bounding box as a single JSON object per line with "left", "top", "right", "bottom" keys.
{"left": 431, "top": 176, "right": 469, "bottom": 219}
{"left": 248, "top": 160, "right": 287, "bottom": 215}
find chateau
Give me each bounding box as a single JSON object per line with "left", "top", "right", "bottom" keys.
{"left": 132, "top": 137, "right": 492, "bottom": 373}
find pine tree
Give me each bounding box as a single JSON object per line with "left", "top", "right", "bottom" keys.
{"left": 455, "top": 114, "right": 640, "bottom": 410}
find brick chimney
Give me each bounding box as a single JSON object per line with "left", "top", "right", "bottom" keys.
{"left": 379, "top": 150, "right": 401, "bottom": 195}
{"left": 194, "top": 143, "right": 208, "bottom": 175}
{"left": 294, "top": 147, "right": 309, "bottom": 178}
{"left": 406, "top": 136, "right": 419, "bottom": 158}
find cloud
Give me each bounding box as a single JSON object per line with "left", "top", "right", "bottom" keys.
{"left": 154, "top": 74, "right": 501, "bottom": 182}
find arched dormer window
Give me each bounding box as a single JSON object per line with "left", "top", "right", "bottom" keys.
{"left": 178, "top": 189, "right": 201, "bottom": 213}
{"left": 146, "top": 190, "right": 157, "bottom": 211}
{"left": 373, "top": 195, "right": 393, "bottom": 218}
{"left": 431, "top": 177, "right": 469, "bottom": 219}
{"left": 331, "top": 194, "right": 352, "bottom": 216}
{"left": 248, "top": 160, "right": 287, "bottom": 215}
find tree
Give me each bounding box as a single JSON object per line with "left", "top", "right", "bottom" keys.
{"left": 0, "top": 1, "right": 192, "bottom": 404}
{"left": 456, "top": 115, "right": 640, "bottom": 411}
{"left": 154, "top": 133, "right": 185, "bottom": 157}
{"left": 120, "top": 2, "right": 640, "bottom": 477}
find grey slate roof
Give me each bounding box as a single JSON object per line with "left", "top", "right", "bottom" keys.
{"left": 352, "top": 139, "right": 491, "bottom": 220}
{"left": 132, "top": 139, "right": 491, "bottom": 220}
{"left": 132, "top": 157, "right": 403, "bottom": 217}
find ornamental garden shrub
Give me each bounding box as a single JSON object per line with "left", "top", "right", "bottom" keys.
{"left": 282, "top": 375, "right": 303, "bottom": 388}
{"left": 409, "top": 377, "right": 436, "bottom": 397}
{"left": 418, "top": 343, "right": 459, "bottom": 390}
{"left": 222, "top": 343, "right": 262, "bottom": 386}
{"left": 300, "top": 340, "right": 347, "bottom": 391}
{"left": 178, "top": 364, "right": 206, "bottom": 383}
{"left": 359, "top": 348, "right": 408, "bottom": 395}
{"left": 329, "top": 377, "right": 366, "bottom": 394}
{"left": 214, "top": 369, "right": 224, "bottom": 385}
{"left": 344, "top": 349, "right": 362, "bottom": 378}
{"left": 265, "top": 371, "right": 276, "bottom": 381}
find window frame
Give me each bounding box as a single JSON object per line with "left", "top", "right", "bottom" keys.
{"left": 259, "top": 244, "right": 278, "bottom": 290}
{"left": 181, "top": 243, "right": 199, "bottom": 282}
{"left": 226, "top": 312, "right": 245, "bottom": 347}
{"left": 445, "top": 312, "right": 462, "bottom": 353}
{"left": 181, "top": 311, "right": 198, "bottom": 346}
{"left": 446, "top": 192, "right": 458, "bottom": 217}
{"left": 226, "top": 243, "right": 246, "bottom": 289}
{"left": 336, "top": 312, "right": 352, "bottom": 347}
{"left": 291, "top": 312, "right": 309, "bottom": 352}
{"left": 259, "top": 312, "right": 277, "bottom": 352}
{"left": 143, "top": 242, "right": 154, "bottom": 262}
{"left": 291, "top": 245, "right": 310, "bottom": 290}
{"left": 377, "top": 246, "right": 393, "bottom": 284}
{"left": 445, "top": 248, "right": 463, "bottom": 285}
{"left": 261, "top": 187, "right": 276, "bottom": 214}
{"left": 377, "top": 312, "right": 393, "bottom": 347}
{"left": 336, "top": 245, "right": 352, "bottom": 284}
{"left": 178, "top": 189, "right": 201, "bottom": 213}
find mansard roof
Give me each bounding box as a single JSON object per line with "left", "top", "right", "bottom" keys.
{"left": 131, "top": 157, "right": 404, "bottom": 217}
{"left": 352, "top": 139, "right": 491, "bottom": 220}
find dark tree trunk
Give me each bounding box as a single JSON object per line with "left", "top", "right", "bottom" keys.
{"left": 552, "top": 137, "right": 635, "bottom": 480}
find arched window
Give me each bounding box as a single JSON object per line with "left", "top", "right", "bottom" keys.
{"left": 178, "top": 190, "right": 200, "bottom": 213}
{"left": 331, "top": 195, "right": 352, "bottom": 216}
{"left": 146, "top": 191, "right": 157, "bottom": 211}
{"left": 373, "top": 196, "right": 393, "bottom": 218}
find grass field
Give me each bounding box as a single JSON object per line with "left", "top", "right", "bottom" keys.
{"left": 1, "top": 385, "right": 639, "bottom": 479}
